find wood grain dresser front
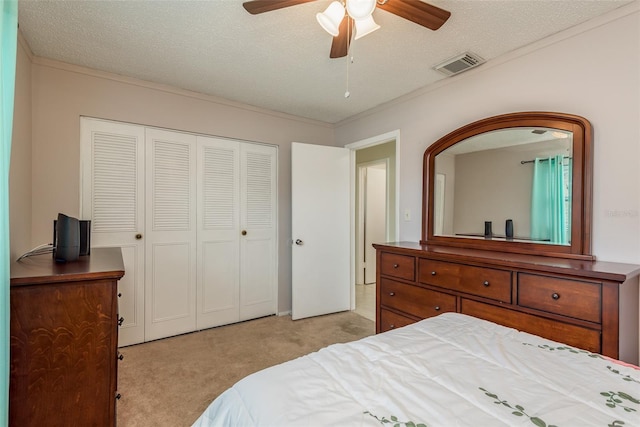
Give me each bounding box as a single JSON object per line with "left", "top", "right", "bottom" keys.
{"left": 9, "top": 247, "right": 125, "bottom": 427}
{"left": 375, "top": 242, "right": 640, "bottom": 362}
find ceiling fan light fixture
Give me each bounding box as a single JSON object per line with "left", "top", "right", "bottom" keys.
{"left": 316, "top": 1, "right": 345, "bottom": 37}
{"left": 551, "top": 131, "right": 570, "bottom": 139}
{"left": 346, "top": 0, "right": 376, "bottom": 20}
{"left": 354, "top": 14, "right": 380, "bottom": 40}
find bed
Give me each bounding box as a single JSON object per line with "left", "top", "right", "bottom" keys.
{"left": 192, "top": 313, "right": 639, "bottom": 426}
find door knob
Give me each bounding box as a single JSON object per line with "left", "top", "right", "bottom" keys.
{"left": 295, "top": 239, "right": 303, "bottom": 246}
{"left": 135, "top": 233, "right": 142, "bottom": 240}
{"left": 241, "top": 230, "right": 247, "bottom": 236}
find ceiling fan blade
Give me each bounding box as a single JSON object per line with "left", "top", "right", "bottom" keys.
{"left": 243, "top": 0, "right": 316, "bottom": 15}
{"left": 330, "top": 16, "right": 353, "bottom": 59}
{"left": 377, "top": 0, "right": 451, "bottom": 31}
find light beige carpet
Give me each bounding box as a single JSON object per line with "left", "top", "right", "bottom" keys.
{"left": 116, "top": 311, "right": 375, "bottom": 426}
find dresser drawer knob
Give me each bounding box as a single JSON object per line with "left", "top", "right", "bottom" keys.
{"left": 431, "top": 271, "right": 436, "bottom": 276}
{"left": 118, "top": 317, "right": 125, "bottom": 326}
{"left": 483, "top": 281, "right": 490, "bottom": 287}
{"left": 117, "top": 353, "right": 124, "bottom": 361}
{"left": 393, "top": 264, "right": 399, "bottom": 268}
{"left": 434, "top": 306, "right": 441, "bottom": 311}
{"left": 389, "top": 292, "right": 395, "bottom": 296}
{"left": 552, "top": 293, "right": 560, "bottom": 300}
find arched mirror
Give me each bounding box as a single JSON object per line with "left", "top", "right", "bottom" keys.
{"left": 422, "top": 112, "right": 593, "bottom": 260}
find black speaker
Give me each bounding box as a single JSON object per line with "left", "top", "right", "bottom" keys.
{"left": 79, "top": 220, "right": 91, "bottom": 256}
{"left": 484, "top": 221, "right": 493, "bottom": 237}
{"left": 505, "top": 219, "right": 514, "bottom": 239}
{"left": 53, "top": 213, "right": 80, "bottom": 262}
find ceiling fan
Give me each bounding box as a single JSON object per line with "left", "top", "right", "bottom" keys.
{"left": 242, "top": 0, "right": 451, "bottom": 58}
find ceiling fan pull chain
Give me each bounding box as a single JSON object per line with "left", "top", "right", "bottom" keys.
{"left": 345, "top": 18, "right": 352, "bottom": 98}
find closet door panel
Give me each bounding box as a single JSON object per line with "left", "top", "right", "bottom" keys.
{"left": 241, "top": 237, "right": 275, "bottom": 318}
{"left": 149, "top": 242, "right": 192, "bottom": 321}
{"left": 144, "top": 128, "right": 197, "bottom": 341}
{"left": 197, "top": 137, "right": 240, "bottom": 329}
{"left": 80, "top": 118, "right": 145, "bottom": 346}
{"left": 240, "top": 144, "right": 277, "bottom": 320}
{"left": 201, "top": 242, "right": 238, "bottom": 317}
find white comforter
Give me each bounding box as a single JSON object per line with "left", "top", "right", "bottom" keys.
{"left": 193, "top": 313, "right": 639, "bottom": 426}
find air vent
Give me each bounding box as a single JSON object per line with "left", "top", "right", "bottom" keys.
{"left": 434, "top": 52, "right": 485, "bottom": 76}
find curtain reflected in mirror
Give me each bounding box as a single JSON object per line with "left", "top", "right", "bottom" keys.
{"left": 531, "top": 155, "right": 572, "bottom": 244}
{"left": 433, "top": 127, "right": 572, "bottom": 245}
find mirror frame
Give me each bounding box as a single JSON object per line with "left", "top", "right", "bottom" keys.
{"left": 422, "top": 112, "right": 593, "bottom": 260}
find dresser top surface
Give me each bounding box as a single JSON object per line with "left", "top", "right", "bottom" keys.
{"left": 10, "top": 247, "right": 125, "bottom": 286}
{"left": 374, "top": 242, "right": 640, "bottom": 283}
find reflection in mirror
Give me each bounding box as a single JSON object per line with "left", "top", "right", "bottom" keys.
{"left": 434, "top": 127, "right": 573, "bottom": 245}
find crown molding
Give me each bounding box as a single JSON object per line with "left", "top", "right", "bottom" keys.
{"left": 26, "top": 55, "right": 332, "bottom": 128}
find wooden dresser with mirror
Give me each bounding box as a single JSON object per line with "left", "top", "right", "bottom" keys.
{"left": 375, "top": 112, "right": 640, "bottom": 363}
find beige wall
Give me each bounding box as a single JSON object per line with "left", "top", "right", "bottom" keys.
{"left": 336, "top": 5, "right": 639, "bottom": 359}
{"left": 15, "top": 47, "right": 335, "bottom": 314}
{"left": 452, "top": 145, "right": 540, "bottom": 239}
{"left": 9, "top": 35, "right": 32, "bottom": 261}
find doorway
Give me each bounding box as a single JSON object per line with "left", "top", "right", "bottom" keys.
{"left": 350, "top": 137, "right": 398, "bottom": 322}
{"left": 357, "top": 161, "right": 387, "bottom": 285}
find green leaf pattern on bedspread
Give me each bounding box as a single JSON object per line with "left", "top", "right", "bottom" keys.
{"left": 607, "top": 366, "right": 640, "bottom": 384}
{"left": 364, "top": 411, "right": 427, "bottom": 427}
{"left": 523, "top": 343, "right": 605, "bottom": 359}
{"left": 479, "top": 387, "right": 558, "bottom": 427}
{"left": 363, "top": 342, "right": 639, "bottom": 427}
{"left": 519, "top": 342, "right": 639, "bottom": 426}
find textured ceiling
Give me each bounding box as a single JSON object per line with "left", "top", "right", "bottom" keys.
{"left": 17, "top": 0, "right": 633, "bottom": 123}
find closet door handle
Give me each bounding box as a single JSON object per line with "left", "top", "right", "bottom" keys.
{"left": 135, "top": 233, "right": 143, "bottom": 240}
{"left": 241, "top": 230, "right": 247, "bottom": 236}
{"left": 295, "top": 239, "right": 303, "bottom": 246}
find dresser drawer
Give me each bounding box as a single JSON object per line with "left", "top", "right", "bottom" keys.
{"left": 418, "top": 259, "right": 512, "bottom": 303}
{"left": 518, "top": 274, "right": 601, "bottom": 323}
{"left": 380, "top": 278, "right": 456, "bottom": 319}
{"left": 379, "top": 309, "right": 417, "bottom": 332}
{"left": 380, "top": 252, "right": 415, "bottom": 281}
{"left": 461, "top": 299, "right": 601, "bottom": 353}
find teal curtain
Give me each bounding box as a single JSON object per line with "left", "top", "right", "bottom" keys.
{"left": 1, "top": 1, "right": 18, "bottom": 424}
{"left": 531, "top": 155, "right": 570, "bottom": 244}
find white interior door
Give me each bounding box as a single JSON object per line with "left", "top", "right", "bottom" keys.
{"left": 80, "top": 118, "right": 145, "bottom": 347}
{"left": 144, "top": 128, "right": 197, "bottom": 341}
{"left": 291, "top": 142, "right": 350, "bottom": 320}
{"left": 364, "top": 165, "right": 387, "bottom": 284}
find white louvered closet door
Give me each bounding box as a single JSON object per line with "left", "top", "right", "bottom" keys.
{"left": 239, "top": 143, "right": 277, "bottom": 320}
{"left": 144, "top": 128, "right": 197, "bottom": 341}
{"left": 80, "top": 118, "right": 146, "bottom": 346}
{"left": 196, "top": 136, "right": 241, "bottom": 329}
